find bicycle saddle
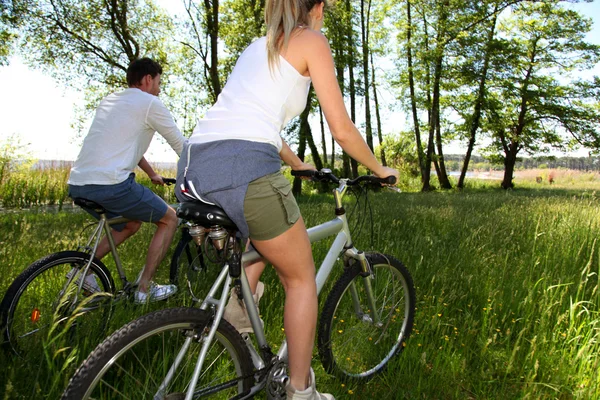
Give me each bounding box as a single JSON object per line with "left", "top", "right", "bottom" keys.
{"left": 73, "top": 198, "right": 107, "bottom": 214}
{"left": 177, "top": 201, "right": 237, "bottom": 230}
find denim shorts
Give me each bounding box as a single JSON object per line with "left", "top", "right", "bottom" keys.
{"left": 243, "top": 172, "right": 301, "bottom": 241}
{"left": 68, "top": 173, "right": 168, "bottom": 231}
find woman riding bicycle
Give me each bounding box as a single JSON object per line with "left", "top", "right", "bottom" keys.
{"left": 176, "top": 0, "right": 398, "bottom": 398}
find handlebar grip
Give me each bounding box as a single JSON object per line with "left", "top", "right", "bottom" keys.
{"left": 381, "top": 176, "right": 397, "bottom": 185}
{"left": 162, "top": 178, "right": 176, "bottom": 185}
{"left": 291, "top": 170, "right": 316, "bottom": 178}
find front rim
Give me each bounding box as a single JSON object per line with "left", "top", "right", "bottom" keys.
{"left": 80, "top": 320, "right": 249, "bottom": 399}
{"left": 326, "top": 261, "right": 412, "bottom": 378}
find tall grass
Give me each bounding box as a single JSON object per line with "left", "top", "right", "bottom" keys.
{"left": 1, "top": 181, "right": 599, "bottom": 398}
{"left": 0, "top": 165, "right": 178, "bottom": 208}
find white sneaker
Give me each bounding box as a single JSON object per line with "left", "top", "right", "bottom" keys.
{"left": 66, "top": 268, "right": 102, "bottom": 293}
{"left": 286, "top": 368, "right": 334, "bottom": 400}
{"left": 134, "top": 283, "right": 177, "bottom": 304}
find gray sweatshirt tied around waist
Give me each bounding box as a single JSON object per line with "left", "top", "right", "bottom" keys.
{"left": 175, "top": 139, "right": 281, "bottom": 238}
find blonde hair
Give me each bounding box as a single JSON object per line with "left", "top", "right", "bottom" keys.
{"left": 265, "top": 0, "right": 325, "bottom": 70}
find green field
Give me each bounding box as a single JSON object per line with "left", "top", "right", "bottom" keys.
{"left": 1, "top": 173, "right": 599, "bottom": 399}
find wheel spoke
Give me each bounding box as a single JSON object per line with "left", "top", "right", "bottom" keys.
{"left": 63, "top": 308, "right": 253, "bottom": 399}
{"left": 318, "top": 255, "right": 415, "bottom": 379}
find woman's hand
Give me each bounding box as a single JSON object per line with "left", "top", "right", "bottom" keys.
{"left": 374, "top": 166, "right": 399, "bottom": 184}
{"left": 291, "top": 161, "right": 317, "bottom": 172}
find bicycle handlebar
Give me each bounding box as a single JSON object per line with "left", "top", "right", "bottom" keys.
{"left": 162, "top": 177, "right": 176, "bottom": 186}
{"left": 291, "top": 169, "right": 396, "bottom": 186}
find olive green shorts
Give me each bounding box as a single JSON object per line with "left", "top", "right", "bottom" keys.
{"left": 243, "top": 172, "right": 301, "bottom": 241}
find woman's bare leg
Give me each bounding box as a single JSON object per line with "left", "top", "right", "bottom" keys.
{"left": 250, "top": 217, "right": 315, "bottom": 391}
{"left": 243, "top": 240, "right": 266, "bottom": 293}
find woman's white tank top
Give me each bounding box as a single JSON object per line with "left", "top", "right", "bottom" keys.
{"left": 189, "top": 37, "right": 311, "bottom": 152}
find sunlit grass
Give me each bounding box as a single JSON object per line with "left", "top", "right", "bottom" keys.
{"left": 1, "top": 172, "right": 599, "bottom": 398}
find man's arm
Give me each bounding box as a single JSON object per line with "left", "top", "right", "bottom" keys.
{"left": 146, "top": 98, "right": 187, "bottom": 156}
{"left": 138, "top": 157, "right": 164, "bottom": 185}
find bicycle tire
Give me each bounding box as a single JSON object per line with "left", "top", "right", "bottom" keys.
{"left": 318, "top": 252, "right": 415, "bottom": 380}
{"left": 0, "top": 251, "right": 114, "bottom": 361}
{"left": 63, "top": 307, "right": 254, "bottom": 399}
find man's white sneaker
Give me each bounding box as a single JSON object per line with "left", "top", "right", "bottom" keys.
{"left": 134, "top": 283, "right": 177, "bottom": 304}
{"left": 66, "top": 268, "right": 102, "bottom": 293}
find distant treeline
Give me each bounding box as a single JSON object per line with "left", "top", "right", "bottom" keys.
{"left": 443, "top": 155, "right": 600, "bottom": 172}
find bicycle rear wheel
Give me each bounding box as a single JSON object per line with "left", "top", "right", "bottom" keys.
{"left": 318, "top": 252, "right": 415, "bottom": 380}
{"left": 63, "top": 307, "right": 254, "bottom": 399}
{"left": 0, "top": 251, "right": 114, "bottom": 362}
{"left": 171, "top": 228, "right": 226, "bottom": 304}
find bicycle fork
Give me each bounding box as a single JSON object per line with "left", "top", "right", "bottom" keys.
{"left": 345, "top": 250, "right": 382, "bottom": 326}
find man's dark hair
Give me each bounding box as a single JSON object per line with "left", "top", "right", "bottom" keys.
{"left": 126, "top": 58, "right": 163, "bottom": 87}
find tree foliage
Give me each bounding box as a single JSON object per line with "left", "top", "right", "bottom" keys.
{"left": 13, "top": 0, "right": 174, "bottom": 109}
{"left": 483, "top": 1, "right": 600, "bottom": 188}
{"left": 3, "top": 0, "right": 600, "bottom": 190}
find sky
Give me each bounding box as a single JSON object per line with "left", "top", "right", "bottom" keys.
{"left": 0, "top": 1, "right": 599, "bottom": 163}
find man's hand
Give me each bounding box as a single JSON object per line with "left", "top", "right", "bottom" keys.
{"left": 150, "top": 175, "right": 165, "bottom": 185}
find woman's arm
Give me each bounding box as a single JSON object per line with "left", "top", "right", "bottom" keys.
{"left": 279, "top": 140, "right": 316, "bottom": 171}
{"left": 300, "top": 31, "right": 398, "bottom": 181}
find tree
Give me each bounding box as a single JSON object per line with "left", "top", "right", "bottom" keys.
{"left": 179, "top": 0, "right": 222, "bottom": 103}
{"left": 345, "top": 0, "right": 360, "bottom": 178}
{"left": 13, "top": 0, "right": 174, "bottom": 113}
{"left": 0, "top": 0, "right": 18, "bottom": 65}
{"left": 220, "top": 0, "right": 265, "bottom": 77}
{"left": 455, "top": 1, "right": 500, "bottom": 189}
{"left": 404, "top": 0, "right": 426, "bottom": 185}
{"left": 484, "top": 2, "right": 600, "bottom": 189}
{"left": 360, "top": 0, "right": 374, "bottom": 152}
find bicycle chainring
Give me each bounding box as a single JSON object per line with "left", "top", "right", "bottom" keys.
{"left": 266, "top": 359, "right": 288, "bottom": 400}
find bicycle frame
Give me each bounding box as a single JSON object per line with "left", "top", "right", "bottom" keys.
{"left": 72, "top": 214, "right": 132, "bottom": 300}
{"left": 164, "top": 179, "right": 380, "bottom": 400}
{"left": 73, "top": 200, "right": 184, "bottom": 300}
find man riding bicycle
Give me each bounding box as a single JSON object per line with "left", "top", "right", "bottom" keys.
{"left": 67, "top": 57, "right": 186, "bottom": 304}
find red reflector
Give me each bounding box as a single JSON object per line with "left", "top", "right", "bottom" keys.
{"left": 31, "top": 308, "right": 41, "bottom": 323}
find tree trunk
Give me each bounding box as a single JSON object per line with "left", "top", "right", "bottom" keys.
{"left": 361, "top": 0, "right": 374, "bottom": 152}
{"left": 293, "top": 97, "right": 311, "bottom": 195}
{"left": 346, "top": 0, "right": 359, "bottom": 178}
{"left": 305, "top": 91, "right": 323, "bottom": 171}
{"left": 501, "top": 142, "right": 518, "bottom": 189}
{"left": 319, "top": 105, "right": 327, "bottom": 168}
{"left": 422, "top": 11, "right": 434, "bottom": 191}
{"left": 500, "top": 38, "right": 537, "bottom": 190}
{"left": 331, "top": 135, "right": 335, "bottom": 168}
{"left": 370, "top": 52, "right": 386, "bottom": 166}
{"left": 204, "top": 0, "right": 221, "bottom": 97}
{"left": 434, "top": 89, "right": 452, "bottom": 189}
{"left": 335, "top": 28, "right": 350, "bottom": 176}
{"left": 458, "top": 8, "right": 498, "bottom": 189}
{"left": 430, "top": 2, "right": 451, "bottom": 190}
{"left": 406, "top": 0, "right": 424, "bottom": 182}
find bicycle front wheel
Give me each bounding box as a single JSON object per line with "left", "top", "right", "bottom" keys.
{"left": 0, "top": 251, "right": 114, "bottom": 361}
{"left": 318, "top": 252, "right": 415, "bottom": 380}
{"left": 63, "top": 307, "right": 254, "bottom": 399}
